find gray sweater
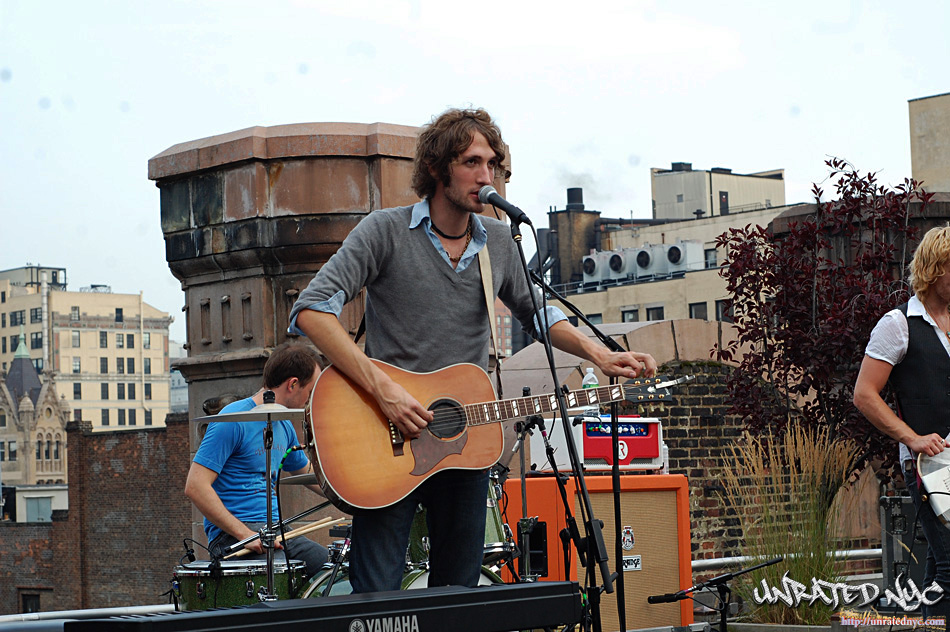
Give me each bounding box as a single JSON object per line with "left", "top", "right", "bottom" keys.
{"left": 289, "top": 205, "right": 544, "bottom": 373}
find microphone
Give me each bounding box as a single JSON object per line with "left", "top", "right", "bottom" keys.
{"left": 478, "top": 186, "right": 532, "bottom": 226}
{"left": 647, "top": 592, "right": 683, "bottom": 604}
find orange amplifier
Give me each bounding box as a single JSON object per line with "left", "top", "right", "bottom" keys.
{"left": 529, "top": 415, "right": 666, "bottom": 472}
{"left": 501, "top": 473, "right": 693, "bottom": 632}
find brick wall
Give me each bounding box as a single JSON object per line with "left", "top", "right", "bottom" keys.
{"left": 0, "top": 413, "right": 191, "bottom": 615}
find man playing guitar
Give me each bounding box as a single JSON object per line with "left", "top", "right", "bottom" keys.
{"left": 290, "top": 107, "right": 656, "bottom": 593}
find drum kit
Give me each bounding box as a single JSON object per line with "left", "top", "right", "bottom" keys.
{"left": 170, "top": 397, "right": 521, "bottom": 611}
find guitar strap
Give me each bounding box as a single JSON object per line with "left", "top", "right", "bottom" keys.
{"left": 478, "top": 245, "right": 503, "bottom": 399}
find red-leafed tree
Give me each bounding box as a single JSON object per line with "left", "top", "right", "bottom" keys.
{"left": 715, "top": 158, "right": 933, "bottom": 474}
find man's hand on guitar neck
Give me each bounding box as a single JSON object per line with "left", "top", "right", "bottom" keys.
{"left": 596, "top": 349, "right": 658, "bottom": 380}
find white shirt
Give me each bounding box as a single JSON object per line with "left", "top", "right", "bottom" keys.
{"left": 865, "top": 294, "right": 950, "bottom": 463}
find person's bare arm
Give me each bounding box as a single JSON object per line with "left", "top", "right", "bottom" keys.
{"left": 184, "top": 462, "right": 268, "bottom": 554}
{"left": 548, "top": 320, "right": 657, "bottom": 379}
{"left": 853, "top": 355, "right": 947, "bottom": 456}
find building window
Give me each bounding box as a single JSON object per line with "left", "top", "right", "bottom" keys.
{"left": 44, "top": 438, "right": 50, "bottom": 460}
{"left": 32, "top": 358, "right": 43, "bottom": 371}
{"left": 74, "top": 409, "right": 82, "bottom": 422}
{"left": 73, "top": 383, "right": 82, "bottom": 399}
{"left": 70, "top": 306, "right": 80, "bottom": 321}
{"left": 99, "top": 331, "right": 108, "bottom": 348}
{"left": 54, "top": 439, "right": 61, "bottom": 460}
{"left": 71, "top": 330, "right": 81, "bottom": 347}
{"left": 117, "top": 383, "right": 125, "bottom": 400}
{"left": 1, "top": 312, "right": 5, "bottom": 327}
{"left": 676, "top": 193, "right": 684, "bottom": 203}
{"left": 115, "top": 308, "right": 124, "bottom": 323}
{"left": 10, "top": 310, "right": 25, "bottom": 326}
{"left": 715, "top": 299, "right": 734, "bottom": 323}
{"left": 101, "top": 382, "right": 110, "bottom": 399}
{"left": 31, "top": 332, "right": 43, "bottom": 349}
{"left": 117, "top": 409, "right": 126, "bottom": 425}
{"left": 145, "top": 410, "right": 153, "bottom": 425}
{"left": 0, "top": 411, "right": 5, "bottom": 427}
{"left": 689, "top": 302, "right": 708, "bottom": 320}
{"left": 72, "top": 358, "right": 81, "bottom": 373}
{"left": 117, "top": 358, "right": 124, "bottom": 374}
{"left": 0, "top": 441, "right": 4, "bottom": 461}
{"left": 36, "top": 439, "right": 42, "bottom": 460}
{"left": 8, "top": 440, "right": 17, "bottom": 461}
{"left": 126, "top": 334, "right": 134, "bottom": 349}
{"left": 129, "top": 409, "right": 136, "bottom": 425}
{"left": 586, "top": 313, "right": 603, "bottom": 325}
{"left": 646, "top": 306, "right": 665, "bottom": 321}
{"left": 143, "top": 332, "right": 151, "bottom": 349}
{"left": 10, "top": 335, "right": 19, "bottom": 352}
{"left": 128, "top": 383, "right": 135, "bottom": 400}
{"left": 1, "top": 338, "right": 5, "bottom": 354}
{"left": 116, "top": 333, "right": 124, "bottom": 349}
{"left": 144, "top": 383, "right": 152, "bottom": 400}
{"left": 621, "top": 309, "right": 639, "bottom": 323}
{"left": 100, "top": 357, "right": 108, "bottom": 374}
{"left": 127, "top": 358, "right": 134, "bottom": 373}
{"left": 101, "top": 409, "right": 110, "bottom": 426}
{"left": 144, "top": 358, "right": 151, "bottom": 375}
{"left": 0, "top": 290, "right": 4, "bottom": 302}
{"left": 704, "top": 248, "right": 718, "bottom": 269}
{"left": 30, "top": 307, "right": 42, "bottom": 323}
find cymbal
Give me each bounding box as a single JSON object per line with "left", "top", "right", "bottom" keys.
{"left": 193, "top": 404, "right": 307, "bottom": 424}
{"left": 281, "top": 473, "right": 319, "bottom": 486}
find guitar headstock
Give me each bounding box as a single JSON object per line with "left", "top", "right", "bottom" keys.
{"left": 622, "top": 374, "right": 694, "bottom": 405}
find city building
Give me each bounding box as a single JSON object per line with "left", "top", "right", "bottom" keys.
{"left": 0, "top": 266, "right": 173, "bottom": 432}
{"left": 910, "top": 91, "right": 950, "bottom": 192}
{"left": 650, "top": 162, "right": 785, "bottom": 221}
{"left": 0, "top": 330, "right": 71, "bottom": 520}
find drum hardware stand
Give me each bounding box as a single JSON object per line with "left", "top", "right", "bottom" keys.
{"left": 647, "top": 556, "right": 782, "bottom": 632}
{"left": 511, "top": 221, "right": 618, "bottom": 632}
{"left": 320, "top": 524, "right": 352, "bottom": 597}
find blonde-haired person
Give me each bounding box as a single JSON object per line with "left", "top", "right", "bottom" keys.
{"left": 854, "top": 224, "right": 950, "bottom": 619}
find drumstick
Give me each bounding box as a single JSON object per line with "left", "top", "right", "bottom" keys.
{"left": 224, "top": 517, "right": 345, "bottom": 559}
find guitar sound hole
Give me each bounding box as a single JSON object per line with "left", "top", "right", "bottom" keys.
{"left": 428, "top": 399, "right": 465, "bottom": 439}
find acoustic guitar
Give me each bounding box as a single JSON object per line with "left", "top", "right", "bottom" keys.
{"left": 304, "top": 359, "right": 671, "bottom": 513}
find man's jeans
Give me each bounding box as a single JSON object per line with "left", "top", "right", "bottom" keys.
{"left": 349, "top": 468, "right": 489, "bottom": 593}
{"left": 904, "top": 465, "right": 950, "bottom": 621}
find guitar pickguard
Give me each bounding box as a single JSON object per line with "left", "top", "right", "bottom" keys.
{"left": 410, "top": 430, "right": 468, "bottom": 476}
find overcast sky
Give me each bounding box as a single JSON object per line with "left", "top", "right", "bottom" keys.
{"left": 2, "top": 0, "right": 947, "bottom": 343}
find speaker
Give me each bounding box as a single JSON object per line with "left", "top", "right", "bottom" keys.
{"left": 880, "top": 495, "right": 927, "bottom": 592}
{"left": 502, "top": 473, "right": 692, "bottom": 632}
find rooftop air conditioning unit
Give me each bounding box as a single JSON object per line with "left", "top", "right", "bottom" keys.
{"left": 666, "top": 240, "right": 705, "bottom": 274}
{"left": 607, "top": 249, "right": 637, "bottom": 281}
{"left": 582, "top": 252, "right": 611, "bottom": 286}
{"left": 634, "top": 244, "right": 670, "bottom": 278}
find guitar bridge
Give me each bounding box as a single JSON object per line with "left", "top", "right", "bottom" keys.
{"left": 389, "top": 421, "right": 405, "bottom": 456}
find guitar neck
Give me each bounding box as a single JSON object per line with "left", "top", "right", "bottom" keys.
{"left": 465, "top": 384, "right": 625, "bottom": 427}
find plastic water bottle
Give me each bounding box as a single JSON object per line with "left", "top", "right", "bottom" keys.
{"left": 582, "top": 367, "right": 600, "bottom": 419}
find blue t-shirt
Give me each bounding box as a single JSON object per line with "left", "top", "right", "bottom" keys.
{"left": 193, "top": 396, "right": 309, "bottom": 543}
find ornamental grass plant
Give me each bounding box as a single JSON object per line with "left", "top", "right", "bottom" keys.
{"left": 719, "top": 424, "right": 859, "bottom": 625}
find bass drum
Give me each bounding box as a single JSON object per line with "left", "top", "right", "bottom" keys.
{"left": 301, "top": 564, "right": 501, "bottom": 598}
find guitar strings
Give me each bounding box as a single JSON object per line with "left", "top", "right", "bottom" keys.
{"left": 414, "top": 385, "right": 635, "bottom": 432}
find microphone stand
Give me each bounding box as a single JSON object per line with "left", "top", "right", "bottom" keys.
{"left": 647, "top": 557, "right": 783, "bottom": 632}
{"left": 508, "top": 219, "right": 614, "bottom": 632}
{"left": 529, "top": 260, "right": 631, "bottom": 632}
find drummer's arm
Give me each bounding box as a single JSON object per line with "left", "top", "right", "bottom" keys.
{"left": 853, "top": 355, "right": 948, "bottom": 456}
{"left": 184, "top": 462, "right": 266, "bottom": 554}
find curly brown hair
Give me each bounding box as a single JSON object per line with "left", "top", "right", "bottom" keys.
{"left": 411, "top": 108, "right": 507, "bottom": 200}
